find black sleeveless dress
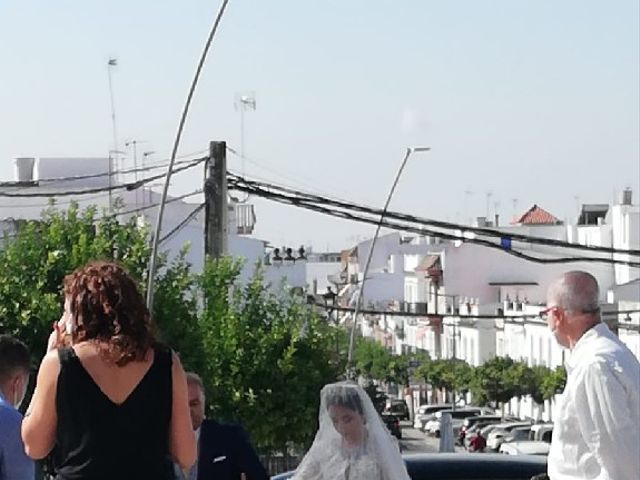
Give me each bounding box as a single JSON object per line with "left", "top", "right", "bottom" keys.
{"left": 53, "top": 345, "right": 174, "bottom": 480}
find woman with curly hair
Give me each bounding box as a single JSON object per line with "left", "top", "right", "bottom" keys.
{"left": 22, "top": 261, "right": 196, "bottom": 479}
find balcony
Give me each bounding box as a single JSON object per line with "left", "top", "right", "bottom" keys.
{"left": 400, "top": 302, "right": 428, "bottom": 314}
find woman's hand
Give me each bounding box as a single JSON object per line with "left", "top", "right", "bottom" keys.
{"left": 46, "top": 320, "right": 65, "bottom": 352}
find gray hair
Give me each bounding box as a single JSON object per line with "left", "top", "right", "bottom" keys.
{"left": 185, "top": 372, "right": 205, "bottom": 396}
{"left": 549, "top": 271, "right": 600, "bottom": 314}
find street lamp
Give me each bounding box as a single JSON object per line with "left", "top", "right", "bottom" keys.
{"left": 234, "top": 92, "right": 256, "bottom": 176}
{"left": 346, "top": 146, "right": 430, "bottom": 375}
{"left": 107, "top": 58, "right": 120, "bottom": 169}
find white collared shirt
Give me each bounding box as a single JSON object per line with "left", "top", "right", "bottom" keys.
{"left": 548, "top": 323, "right": 640, "bottom": 480}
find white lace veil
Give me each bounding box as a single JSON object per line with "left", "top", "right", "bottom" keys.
{"left": 293, "top": 381, "right": 410, "bottom": 480}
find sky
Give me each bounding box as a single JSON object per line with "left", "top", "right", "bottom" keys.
{"left": 1, "top": 0, "right": 638, "bottom": 251}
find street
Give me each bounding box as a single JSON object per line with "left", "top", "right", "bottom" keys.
{"left": 399, "top": 422, "right": 467, "bottom": 454}
{"left": 399, "top": 421, "right": 439, "bottom": 453}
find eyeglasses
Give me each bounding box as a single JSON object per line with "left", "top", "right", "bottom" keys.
{"left": 540, "top": 306, "right": 599, "bottom": 320}
{"left": 539, "top": 306, "right": 560, "bottom": 320}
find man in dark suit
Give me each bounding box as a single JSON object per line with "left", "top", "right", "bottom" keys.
{"left": 181, "top": 372, "right": 269, "bottom": 480}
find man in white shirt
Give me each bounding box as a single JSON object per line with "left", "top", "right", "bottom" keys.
{"left": 544, "top": 271, "right": 640, "bottom": 480}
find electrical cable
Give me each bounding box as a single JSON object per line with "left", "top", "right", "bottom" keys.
{"left": 159, "top": 203, "right": 205, "bottom": 244}
{"left": 0, "top": 157, "right": 205, "bottom": 198}
{"left": 228, "top": 172, "right": 640, "bottom": 258}
{"left": 33, "top": 154, "right": 207, "bottom": 184}
{"left": 228, "top": 175, "right": 640, "bottom": 267}
{"left": 312, "top": 301, "right": 640, "bottom": 320}
{"left": 228, "top": 177, "right": 640, "bottom": 267}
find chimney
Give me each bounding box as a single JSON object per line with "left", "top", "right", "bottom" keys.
{"left": 494, "top": 214, "right": 500, "bottom": 227}
{"left": 621, "top": 188, "right": 632, "bottom": 206}
{"left": 14, "top": 157, "right": 36, "bottom": 182}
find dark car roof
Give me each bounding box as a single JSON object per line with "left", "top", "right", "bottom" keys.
{"left": 271, "top": 453, "right": 547, "bottom": 480}
{"left": 404, "top": 453, "right": 546, "bottom": 479}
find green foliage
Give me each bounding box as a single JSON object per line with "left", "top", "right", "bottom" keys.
{"left": 193, "top": 258, "right": 341, "bottom": 452}
{"left": 0, "top": 203, "right": 150, "bottom": 361}
{"left": 417, "top": 357, "right": 472, "bottom": 394}
{"left": 469, "top": 356, "right": 521, "bottom": 408}
{"left": 540, "top": 365, "right": 567, "bottom": 401}
{"left": 0, "top": 203, "right": 344, "bottom": 454}
{"left": 353, "top": 337, "right": 411, "bottom": 386}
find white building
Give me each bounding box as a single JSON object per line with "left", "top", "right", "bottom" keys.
{"left": 1, "top": 157, "right": 340, "bottom": 295}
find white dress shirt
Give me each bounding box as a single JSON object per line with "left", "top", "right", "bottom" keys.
{"left": 548, "top": 323, "right": 640, "bottom": 480}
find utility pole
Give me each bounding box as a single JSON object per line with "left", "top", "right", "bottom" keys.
{"left": 205, "top": 141, "right": 228, "bottom": 258}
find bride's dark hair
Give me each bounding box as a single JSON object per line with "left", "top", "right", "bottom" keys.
{"left": 324, "top": 384, "right": 364, "bottom": 415}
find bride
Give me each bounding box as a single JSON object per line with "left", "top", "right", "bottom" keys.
{"left": 293, "top": 381, "right": 410, "bottom": 480}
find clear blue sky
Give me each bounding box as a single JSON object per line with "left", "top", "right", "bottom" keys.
{"left": 1, "top": 0, "right": 638, "bottom": 250}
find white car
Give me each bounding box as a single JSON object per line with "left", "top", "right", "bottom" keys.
{"left": 486, "top": 423, "right": 532, "bottom": 451}
{"left": 425, "top": 408, "right": 485, "bottom": 437}
{"left": 413, "top": 404, "right": 452, "bottom": 431}
{"left": 499, "top": 441, "right": 550, "bottom": 456}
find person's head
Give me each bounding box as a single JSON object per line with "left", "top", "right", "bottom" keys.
{"left": 185, "top": 372, "right": 206, "bottom": 431}
{"left": 545, "top": 271, "right": 601, "bottom": 349}
{"left": 62, "top": 261, "right": 155, "bottom": 366}
{"left": 324, "top": 384, "right": 366, "bottom": 446}
{"left": 0, "top": 335, "right": 30, "bottom": 408}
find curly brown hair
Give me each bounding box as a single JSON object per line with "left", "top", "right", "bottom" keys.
{"left": 63, "top": 261, "right": 155, "bottom": 366}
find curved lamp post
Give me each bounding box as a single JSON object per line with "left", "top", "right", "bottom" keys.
{"left": 346, "top": 146, "right": 430, "bottom": 376}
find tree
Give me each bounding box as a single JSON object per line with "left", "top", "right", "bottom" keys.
{"left": 470, "top": 356, "right": 520, "bottom": 411}
{"left": 0, "top": 203, "right": 345, "bottom": 455}
{"left": 540, "top": 365, "right": 567, "bottom": 401}
{"left": 0, "top": 203, "right": 151, "bottom": 361}
{"left": 195, "top": 258, "right": 342, "bottom": 453}
{"left": 417, "top": 357, "right": 472, "bottom": 404}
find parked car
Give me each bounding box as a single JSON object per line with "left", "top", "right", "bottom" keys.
{"left": 458, "top": 415, "right": 517, "bottom": 445}
{"left": 528, "top": 423, "right": 553, "bottom": 443}
{"left": 382, "top": 412, "right": 402, "bottom": 439}
{"left": 384, "top": 399, "right": 410, "bottom": 420}
{"left": 413, "top": 404, "right": 452, "bottom": 431}
{"left": 502, "top": 426, "right": 533, "bottom": 444}
{"left": 499, "top": 424, "right": 553, "bottom": 456}
{"left": 499, "top": 440, "right": 551, "bottom": 456}
{"left": 271, "top": 453, "right": 547, "bottom": 479}
{"left": 425, "top": 408, "right": 485, "bottom": 438}
{"left": 486, "top": 423, "right": 533, "bottom": 452}
{"left": 464, "top": 422, "right": 503, "bottom": 450}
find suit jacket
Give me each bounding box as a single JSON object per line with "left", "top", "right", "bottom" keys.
{"left": 196, "top": 420, "right": 269, "bottom": 480}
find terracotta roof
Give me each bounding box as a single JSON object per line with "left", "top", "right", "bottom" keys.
{"left": 514, "top": 204, "right": 561, "bottom": 225}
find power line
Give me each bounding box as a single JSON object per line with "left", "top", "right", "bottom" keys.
{"left": 159, "top": 203, "right": 205, "bottom": 244}
{"left": 109, "top": 190, "right": 203, "bottom": 218}
{"left": 228, "top": 173, "right": 640, "bottom": 257}
{"left": 228, "top": 174, "right": 640, "bottom": 267}
{"left": 0, "top": 157, "right": 205, "bottom": 198}
{"left": 313, "top": 301, "right": 640, "bottom": 322}
{"left": 33, "top": 154, "right": 207, "bottom": 184}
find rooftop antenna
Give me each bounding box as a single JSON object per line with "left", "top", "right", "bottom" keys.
{"left": 464, "top": 189, "right": 474, "bottom": 225}
{"left": 125, "top": 139, "right": 145, "bottom": 208}
{"left": 142, "top": 151, "right": 155, "bottom": 206}
{"left": 485, "top": 191, "right": 493, "bottom": 219}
